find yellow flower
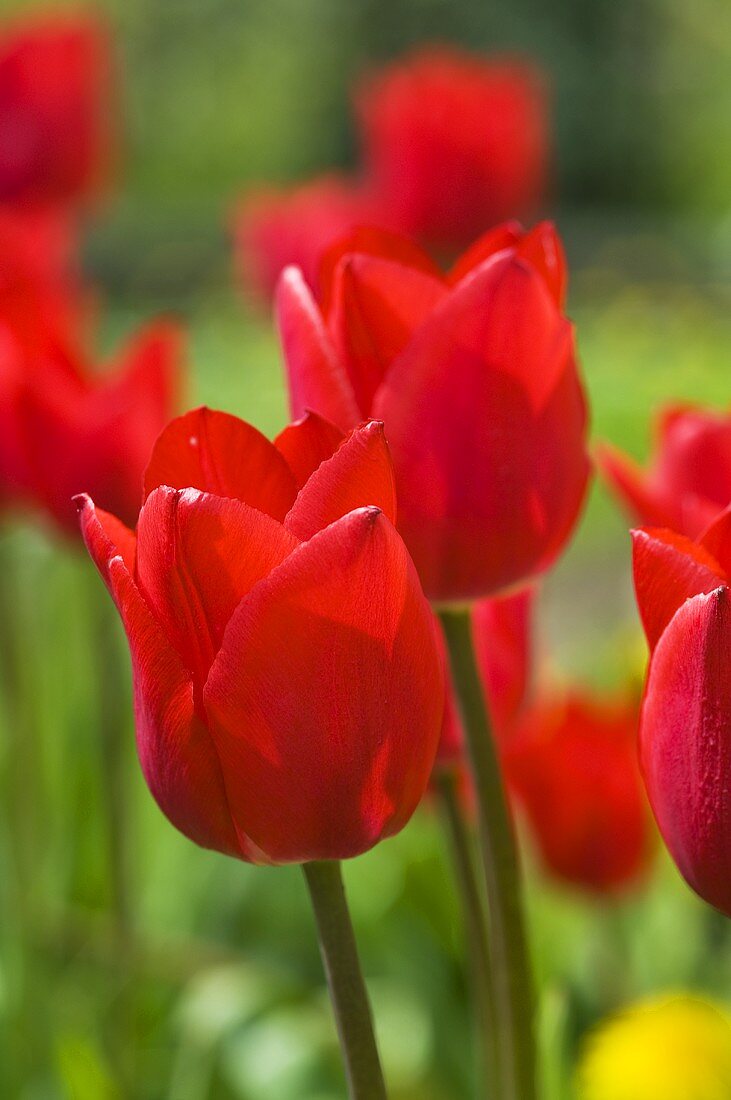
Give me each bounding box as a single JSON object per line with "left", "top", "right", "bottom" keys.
{"left": 576, "top": 993, "right": 731, "bottom": 1100}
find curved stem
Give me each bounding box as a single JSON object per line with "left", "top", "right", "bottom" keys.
{"left": 439, "top": 607, "right": 536, "bottom": 1100}
{"left": 303, "top": 860, "right": 387, "bottom": 1100}
{"left": 435, "top": 767, "right": 499, "bottom": 1097}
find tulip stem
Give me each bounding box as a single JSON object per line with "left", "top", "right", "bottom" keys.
{"left": 303, "top": 860, "right": 387, "bottom": 1100}
{"left": 435, "top": 767, "right": 499, "bottom": 1097}
{"left": 439, "top": 607, "right": 536, "bottom": 1100}
{"left": 92, "top": 591, "right": 135, "bottom": 1094}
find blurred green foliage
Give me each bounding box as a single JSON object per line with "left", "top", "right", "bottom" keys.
{"left": 1, "top": 1, "right": 731, "bottom": 1098}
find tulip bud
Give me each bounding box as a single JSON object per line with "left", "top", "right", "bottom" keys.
{"left": 0, "top": 13, "right": 112, "bottom": 209}
{"left": 277, "top": 222, "right": 590, "bottom": 602}
{"left": 79, "top": 408, "right": 444, "bottom": 864}
{"left": 633, "top": 509, "right": 731, "bottom": 915}
{"left": 356, "top": 47, "right": 549, "bottom": 247}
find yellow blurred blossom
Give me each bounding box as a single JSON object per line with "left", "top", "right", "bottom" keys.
{"left": 575, "top": 993, "right": 731, "bottom": 1100}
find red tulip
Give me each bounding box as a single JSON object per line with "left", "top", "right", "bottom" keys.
{"left": 0, "top": 320, "right": 182, "bottom": 533}
{"left": 277, "top": 221, "right": 589, "bottom": 601}
{"left": 632, "top": 510, "right": 731, "bottom": 914}
{"left": 356, "top": 47, "right": 549, "bottom": 247}
{"left": 234, "top": 174, "right": 388, "bottom": 300}
{"left": 0, "top": 207, "right": 81, "bottom": 345}
{"left": 503, "top": 692, "right": 651, "bottom": 893}
{"left": 598, "top": 404, "right": 731, "bottom": 540}
{"left": 0, "top": 14, "right": 112, "bottom": 209}
{"left": 78, "top": 408, "right": 443, "bottom": 863}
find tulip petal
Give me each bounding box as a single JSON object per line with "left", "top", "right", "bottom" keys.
{"left": 595, "top": 442, "right": 672, "bottom": 528}
{"left": 631, "top": 527, "right": 726, "bottom": 651}
{"left": 273, "top": 411, "right": 344, "bottom": 488}
{"left": 641, "top": 587, "right": 731, "bottom": 915}
{"left": 276, "top": 267, "right": 361, "bottom": 431}
{"left": 136, "top": 487, "right": 298, "bottom": 685}
{"left": 328, "top": 254, "right": 447, "bottom": 414}
{"left": 318, "top": 225, "right": 442, "bottom": 316}
{"left": 204, "top": 507, "right": 443, "bottom": 863}
{"left": 514, "top": 222, "right": 567, "bottom": 309}
{"left": 446, "top": 220, "right": 523, "bottom": 285}
{"left": 77, "top": 494, "right": 245, "bottom": 859}
{"left": 374, "top": 254, "right": 587, "bottom": 599}
{"left": 143, "top": 407, "right": 298, "bottom": 521}
{"left": 284, "top": 421, "right": 397, "bottom": 540}
{"left": 699, "top": 505, "right": 731, "bottom": 575}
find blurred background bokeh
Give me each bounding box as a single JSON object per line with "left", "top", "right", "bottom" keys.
{"left": 1, "top": 1, "right": 730, "bottom": 1098}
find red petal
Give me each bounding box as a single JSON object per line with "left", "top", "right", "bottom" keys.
{"left": 472, "top": 586, "right": 535, "bottom": 740}
{"left": 318, "top": 224, "right": 443, "bottom": 315}
{"left": 135, "top": 487, "right": 298, "bottom": 685}
{"left": 374, "top": 254, "right": 588, "bottom": 600}
{"left": 328, "top": 254, "right": 447, "bottom": 415}
{"left": 204, "top": 507, "right": 443, "bottom": 864}
{"left": 284, "top": 420, "right": 397, "bottom": 540}
{"left": 143, "top": 407, "right": 297, "bottom": 521}
{"left": 596, "top": 442, "right": 672, "bottom": 528}
{"left": 699, "top": 505, "right": 731, "bottom": 575}
{"left": 446, "top": 221, "right": 523, "bottom": 285}
{"left": 273, "top": 411, "right": 344, "bottom": 488}
{"left": 275, "top": 267, "right": 361, "bottom": 431}
{"left": 640, "top": 587, "right": 731, "bottom": 915}
{"left": 631, "top": 527, "right": 726, "bottom": 651}
{"left": 515, "top": 221, "right": 567, "bottom": 309}
{"left": 77, "top": 494, "right": 246, "bottom": 859}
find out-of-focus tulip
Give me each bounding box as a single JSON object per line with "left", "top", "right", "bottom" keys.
{"left": 473, "top": 587, "right": 535, "bottom": 740}
{"left": 502, "top": 692, "right": 650, "bottom": 893}
{"left": 0, "top": 320, "right": 182, "bottom": 533}
{"left": 0, "top": 207, "right": 81, "bottom": 344}
{"left": 632, "top": 509, "right": 731, "bottom": 915}
{"left": 234, "top": 174, "right": 388, "bottom": 301}
{"left": 277, "top": 221, "right": 588, "bottom": 602}
{"left": 0, "top": 14, "right": 112, "bottom": 209}
{"left": 598, "top": 404, "right": 731, "bottom": 539}
{"left": 79, "top": 408, "right": 444, "bottom": 864}
{"left": 356, "top": 48, "right": 549, "bottom": 248}
{"left": 576, "top": 993, "right": 731, "bottom": 1100}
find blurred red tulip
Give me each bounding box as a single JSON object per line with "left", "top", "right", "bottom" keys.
{"left": 356, "top": 47, "right": 549, "bottom": 247}
{"left": 632, "top": 511, "right": 731, "bottom": 914}
{"left": 79, "top": 408, "right": 443, "bottom": 863}
{"left": 234, "top": 174, "right": 388, "bottom": 300}
{"left": 0, "top": 207, "right": 82, "bottom": 344}
{"left": 0, "top": 320, "right": 182, "bottom": 533}
{"left": 503, "top": 692, "right": 651, "bottom": 894}
{"left": 0, "top": 13, "right": 112, "bottom": 209}
{"left": 598, "top": 405, "right": 731, "bottom": 540}
{"left": 277, "top": 221, "right": 589, "bottom": 601}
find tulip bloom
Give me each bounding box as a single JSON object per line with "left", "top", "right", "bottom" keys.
{"left": 79, "top": 408, "right": 444, "bottom": 864}
{"left": 234, "top": 174, "right": 388, "bottom": 300}
{"left": 576, "top": 994, "right": 731, "bottom": 1100}
{"left": 633, "top": 509, "right": 731, "bottom": 915}
{"left": 356, "top": 48, "right": 549, "bottom": 247}
{"left": 0, "top": 320, "right": 181, "bottom": 533}
{"left": 277, "top": 221, "right": 589, "bottom": 601}
{"left": 598, "top": 404, "right": 731, "bottom": 539}
{"left": 502, "top": 692, "right": 650, "bottom": 893}
{"left": 0, "top": 14, "right": 111, "bottom": 209}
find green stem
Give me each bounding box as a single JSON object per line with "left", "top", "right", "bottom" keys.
{"left": 439, "top": 608, "right": 536, "bottom": 1100}
{"left": 92, "top": 590, "right": 135, "bottom": 1095}
{"left": 435, "top": 767, "right": 499, "bottom": 1097}
{"left": 303, "top": 860, "right": 387, "bottom": 1100}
